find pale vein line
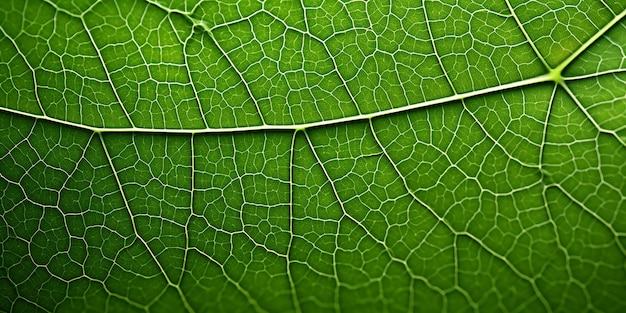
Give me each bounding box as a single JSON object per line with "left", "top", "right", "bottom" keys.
{"left": 367, "top": 118, "right": 464, "bottom": 291}
{"left": 560, "top": 81, "right": 626, "bottom": 146}
{"left": 300, "top": 133, "right": 389, "bottom": 253}
{"left": 537, "top": 84, "right": 590, "bottom": 308}
{"left": 554, "top": 8, "right": 626, "bottom": 75}
{"left": 539, "top": 84, "right": 558, "bottom": 179}
{"left": 143, "top": 0, "right": 269, "bottom": 126}
{"left": 564, "top": 68, "right": 626, "bottom": 81}
{"left": 600, "top": 0, "right": 617, "bottom": 16}
{"left": 206, "top": 29, "right": 268, "bottom": 126}
{"left": 0, "top": 74, "right": 555, "bottom": 134}
{"left": 368, "top": 118, "right": 551, "bottom": 312}
{"left": 112, "top": 1, "right": 164, "bottom": 127}
{"left": 189, "top": 247, "right": 268, "bottom": 313}
{"left": 549, "top": 183, "right": 626, "bottom": 255}
{"left": 462, "top": 96, "right": 542, "bottom": 169}
{"left": 56, "top": 132, "right": 95, "bottom": 261}
{"left": 422, "top": 1, "right": 458, "bottom": 94}
{"left": 451, "top": 235, "right": 477, "bottom": 312}
{"left": 503, "top": 0, "right": 551, "bottom": 71}
{"left": 0, "top": 26, "right": 47, "bottom": 116}
{"left": 260, "top": 9, "right": 363, "bottom": 116}
{"left": 81, "top": 18, "right": 136, "bottom": 128}
{"left": 226, "top": 135, "right": 275, "bottom": 313}
{"left": 172, "top": 16, "right": 209, "bottom": 129}
{"left": 286, "top": 131, "right": 302, "bottom": 313}
{"left": 301, "top": 130, "right": 348, "bottom": 300}
{"left": 98, "top": 133, "right": 190, "bottom": 301}
{"left": 301, "top": 130, "right": 415, "bottom": 299}
{"left": 176, "top": 133, "right": 196, "bottom": 313}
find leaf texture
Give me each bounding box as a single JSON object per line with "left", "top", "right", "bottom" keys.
{"left": 1, "top": 0, "right": 625, "bottom": 312}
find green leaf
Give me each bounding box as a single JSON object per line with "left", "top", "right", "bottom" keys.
{"left": 1, "top": 0, "right": 625, "bottom": 312}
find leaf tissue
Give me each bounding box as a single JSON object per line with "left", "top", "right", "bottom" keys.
{"left": 1, "top": 0, "right": 625, "bottom": 312}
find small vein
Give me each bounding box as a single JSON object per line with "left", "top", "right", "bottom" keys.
{"left": 98, "top": 133, "right": 188, "bottom": 300}
{"left": 422, "top": 1, "right": 457, "bottom": 95}
{"left": 0, "top": 25, "right": 47, "bottom": 116}
{"left": 503, "top": 0, "right": 551, "bottom": 71}
{"left": 80, "top": 18, "right": 136, "bottom": 128}
{"left": 368, "top": 118, "right": 552, "bottom": 312}
{"left": 170, "top": 15, "right": 209, "bottom": 129}
{"left": 560, "top": 81, "right": 626, "bottom": 146}
{"left": 286, "top": 131, "right": 302, "bottom": 313}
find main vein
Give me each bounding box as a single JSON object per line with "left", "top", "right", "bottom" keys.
{"left": 0, "top": 74, "right": 554, "bottom": 134}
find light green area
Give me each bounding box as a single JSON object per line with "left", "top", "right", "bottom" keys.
{"left": 1, "top": 0, "right": 625, "bottom": 312}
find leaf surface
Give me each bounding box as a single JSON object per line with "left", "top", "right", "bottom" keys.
{"left": 1, "top": 0, "right": 625, "bottom": 312}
